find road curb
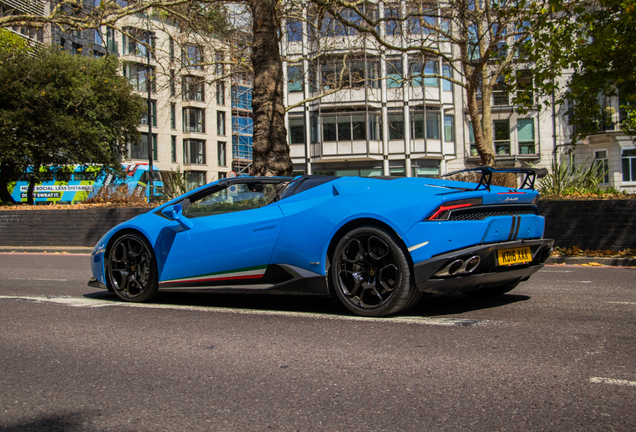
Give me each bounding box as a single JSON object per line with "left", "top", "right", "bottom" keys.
{"left": 547, "top": 256, "right": 636, "bottom": 267}
{"left": 0, "top": 246, "right": 93, "bottom": 254}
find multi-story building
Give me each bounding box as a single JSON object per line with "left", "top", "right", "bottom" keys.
{"left": 0, "top": 0, "right": 45, "bottom": 46}
{"left": 231, "top": 75, "right": 254, "bottom": 175}
{"left": 47, "top": 11, "right": 232, "bottom": 188}
{"left": 274, "top": 2, "right": 635, "bottom": 193}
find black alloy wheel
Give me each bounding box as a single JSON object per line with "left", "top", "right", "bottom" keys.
{"left": 331, "top": 226, "right": 421, "bottom": 317}
{"left": 106, "top": 233, "right": 158, "bottom": 302}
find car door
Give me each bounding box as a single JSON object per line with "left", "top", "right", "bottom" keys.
{"left": 158, "top": 181, "right": 284, "bottom": 289}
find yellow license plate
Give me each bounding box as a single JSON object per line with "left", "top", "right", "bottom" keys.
{"left": 497, "top": 247, "right": 532, "bottom": 266}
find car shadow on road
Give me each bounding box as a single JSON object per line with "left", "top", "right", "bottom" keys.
{"left": 84, "top": 289, "right": 529, "bottom": 319}
{"left": 0, "top": 412, "right": 105, "bottom": 432}
{"left": 407, "top": 293, "right": 530, "bottom": 317}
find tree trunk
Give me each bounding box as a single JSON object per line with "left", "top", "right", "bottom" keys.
{"left": 250, "top": 0, "right": 293, "bottom": 177}
{"left": 27, "top": 176, "right": 37, "bottom": 205}
{"left": 0, "top": 161, "right": 17, "bottom": 204}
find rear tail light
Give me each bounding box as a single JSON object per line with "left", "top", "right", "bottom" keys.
{"left": 426, "top": 197, "right": 483, "bottom": 220}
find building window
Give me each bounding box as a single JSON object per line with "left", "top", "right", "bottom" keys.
{"left": 182, "top": 76, "right": 204, "bottom": 101}
{"left": 516, "top": 70, "right": 534, "bottom": 106}
{"left": 595, "top": 150, "right": 609, "bottom": 184}
{"left": 424, "top": 60, "right": 438, "bottom": 87}
{"left": 493, "top": 76, "right": 509, "bottom": 106}
{"left": 289, "top": 117, "right": 305, "bottom": 144}
{"left": 123, "top": 63, "right": 155, "bottom": 93}
{"left": 216, "top": 81, "right": 225, "bottom": 105}
{"left": 140, "top": 101, "right": 157, "bottom": 127}
{"left": 186, "top": 171, "right": 206, "bottom": 188}
{"left": 217, "top": 111, "right": 226, "bottom": 136}
{"left": 386, "top": 59, "right": 402, "bottom": 88}
{"left": 367, "top": 59, "right": 381, "bottom": 88}
{"left": 170, "top": 70, "right": 175, "bottom": 96}
{"left": 72, "top": 43, "right": 82, "bottom": 55}
{"left": 171, "top": 136, "right": 177, "bottom": 163}
{"left": 426, "top": 112, "right": 440, "bottom": 139}
{"left": 468, "top": 121, "right": 478, "bottom": 157}
{"left": 322, "top": 116, "right": 336, "bottom": 141}
{"left": 442, "top": 63, "right": 453, "bottom": 91}
{"left": 183, "top": 45, "right": 203, "bottom": 69}
{"left": 622, "top": 149, "right": 636, "bottom": 182}
{"left": 493, "top": 119, "right": 511, "bottom": 155}
{"left": 412, "top": 160, "right": 441, "bottom": 178}
{"left": 169, "top": 37, "right": 174, "bottom": 59}
{"left": 130, "top": 133, "right": 157, "bottom": 160}
{"left": 123, "top": 28, "right": 154, "bottom": 57}
{"left": 183, "top": 139, "right": 206, "bottom": 164}
{"left": 215, "top": 51, "right": 224, "bottom": 75}
{"left": 388, "top": 113, "right": 405, "bottom": 140}
{"left": 287, "top": 19, "right": 302, "bottom": 42}
{"left": 218, "top": 172, "right": 227, "bottom": 180}
{"left": 170, "top": 103, "right": 176, "bottom": 129}
{"left": 218, "top": 141, "right": 226, "bottom": 167}
{"left": 183, "top": 108, "right": 205, "bottom": 133}
{"left": 351, "top": 115, "right": 366, "bottom": 140}
{"left": 409, "top": 59, "right": 423, "bottom": 86}
{"left": 385, "top": 4, "right": 401, "bottom": 36}
{"left": 444, "top": 115, "right": 454, "bottom": 142}
{"left": 517, "top": 118, "right": 536, "bottom": 154}
{"left": 288, "top": 64, "right": 303, "bottom": 93}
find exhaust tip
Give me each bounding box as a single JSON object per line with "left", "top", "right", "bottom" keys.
{"left": 434, "top": 259, "right": 464, "bottom": 278}
{"left": 463, "top": 256, "right": 481, "bottom": 274}
{"left": 448, "top": 259, "right": 464, "bottom": 275}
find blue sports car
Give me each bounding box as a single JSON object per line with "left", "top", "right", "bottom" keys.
{"left": 88, "top": 167, "right": 553, "bottom": 317}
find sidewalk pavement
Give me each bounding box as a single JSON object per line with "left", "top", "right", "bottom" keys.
{"left": 0, "top": 246, "right": 94, "bottom": 254}
{"left": 1, "top": 246, "right": 634, "bottom": 267}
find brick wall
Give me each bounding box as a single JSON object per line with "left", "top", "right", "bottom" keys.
{"left": 538, "top": 199, "right": 636, "bottom": 251}
{"left": 0, "top": 208, "right": 151, "bottom": 247}
{"left": 0, "top": 200, "right": 634, "bottom": 250}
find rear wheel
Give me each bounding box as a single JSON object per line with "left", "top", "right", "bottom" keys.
{"left": 464, "top": 281, "right": 519, "bottom": 299}
{"left": 106, "top": 232, "right": 158, "bottom": 302}
{"left": 331, "top": 226, "right": 421, "bottom": 317}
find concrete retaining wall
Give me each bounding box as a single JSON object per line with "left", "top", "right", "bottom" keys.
{"left": 0, "top": 199, "right": 634, "bottom": 250}
{"left": 0, "top": 208, "right": 151, "bottom": 247}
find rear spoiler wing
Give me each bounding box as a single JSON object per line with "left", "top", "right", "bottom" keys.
{"left": 442, "top": 167, "right": 548, "bottom": 192}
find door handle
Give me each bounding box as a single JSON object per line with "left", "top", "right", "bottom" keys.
{"left": 253, "top": 221, "right": 277, "bottom": 232}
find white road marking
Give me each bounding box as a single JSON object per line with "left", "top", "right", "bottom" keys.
{"left": 580, "top": 281, "right": 592, "bottom": 283}
{"left": 605, "top": 301, "right": 636, "bottom": 305}
{"left": 0, "top": 295, "right": 488, "bottom": 327}
{"left": 590, "top": 377, "right": 636, "bottom": 387}
{"left": 8, "top": 278, "right": 68, "bottom": 282}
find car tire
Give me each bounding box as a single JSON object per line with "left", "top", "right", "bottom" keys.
{"left": 105, "top": 232, "right": 158, "bottom": 303}
{"left": 464, "top": 281, "right": 520, "bottom": 299}
{"left": 331, "top": 226, "right": 421, "bottom": 317}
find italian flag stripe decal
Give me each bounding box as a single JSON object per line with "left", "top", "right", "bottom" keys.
{"left": 159, "top": 265, "right": 266, "bottom": 285}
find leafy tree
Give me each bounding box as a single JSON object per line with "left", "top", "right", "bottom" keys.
{"left": 0, "top": 47, "right": 144, "bottom": 204}
{"left": 1, "top": 0, "right": 582, "bottom": 175}
{"left": 558, "top": 0, "right": 636, "bottom": 143}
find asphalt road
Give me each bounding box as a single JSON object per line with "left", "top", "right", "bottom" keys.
{"left": 1, "top": 253, "right": 635, "bottom": 431}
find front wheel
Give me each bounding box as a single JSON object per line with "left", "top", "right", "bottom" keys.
{"left": 106, "top": 232, "right": 158, "bottom": 302}
{"left": 331, "top": 226, "right": 421, "bottom": 317}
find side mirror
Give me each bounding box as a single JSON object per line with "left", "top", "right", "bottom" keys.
{"left": 161, "top": 204, "right": 193, "bottom": 230}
